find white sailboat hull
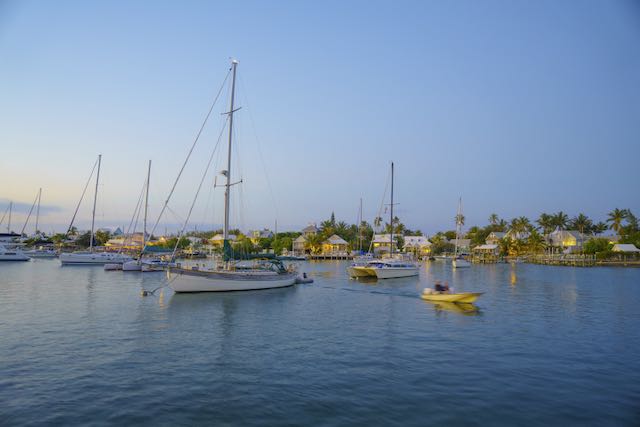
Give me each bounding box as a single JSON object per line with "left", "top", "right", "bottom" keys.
{"left": 168, "top": 268, "right": 298, "bottom": 292}
{"left": 122, "top": 261, "right": 142, "bottom": 271}
{"left": 60, "top": 252, "right": 133, "bottom": 265}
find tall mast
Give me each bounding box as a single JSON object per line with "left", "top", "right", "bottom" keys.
{"left": 90, "top": 154, "right": 102, "bottom": 252}
{"left": 143, "top": 160, "right": 151, "bottom": 250}
{"left": 35, "top": 188, "right": 42, "bottom": 234}
{"left": 223, "top": 59, "right": 238, "bottom": 241}
{"left": 390, "top": 162, "right": 394, "bottom": 256}
{"left": 454, "top": 197, "right": 461, "bottom": 258}
{"left": 359, "top": 198, "right": 363, "bottom": 252}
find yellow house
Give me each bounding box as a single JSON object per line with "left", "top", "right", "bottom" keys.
{"left": 209, "top": 234, "right": 237, "bottom": 248}
{"left": 321, "top": 234, "right": 348, "bottom": 254}
{"left": 403, "top": 236, "right": 432, "bottom": 256}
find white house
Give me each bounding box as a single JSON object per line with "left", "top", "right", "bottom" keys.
{"left": 612, "top": 243, "right": 640, "bottom": 253}
{"left": 403, "top": 236, "right": 432, "bottom": 256}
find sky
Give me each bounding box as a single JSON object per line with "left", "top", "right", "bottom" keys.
{"left": 1, "top": 0, "right": 639, "bottom": 236}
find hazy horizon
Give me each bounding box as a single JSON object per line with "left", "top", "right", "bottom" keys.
{"left": 2, "top": 1, "right": 639, "bottom": 236}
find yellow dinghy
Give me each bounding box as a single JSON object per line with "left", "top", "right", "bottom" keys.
{"left": 421, "top": 289, "right": 483, "bottom": 303}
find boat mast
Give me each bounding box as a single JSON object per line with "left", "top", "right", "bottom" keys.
{"left": 223, "top": 59, "right": 238, "bottom": 241}
{"left": 390, "top": 162, "right": 394, "bottom": 256}
{"left": 90, "top": 154, "right": 102, "bottom": 252}
{"left": 8, "top": 201, "right": 12, "bottom": 233}
{"left": 35, "top": 188, "right": 41, "bottom": 234}
{"left": 359, "top": 197, "right": 363, "bottom": 252}
{"left": 143, "top": 160, "right": 151, "bottom": 250}
{"left": 454, "top": 197, "right": 461, "bottom": 258}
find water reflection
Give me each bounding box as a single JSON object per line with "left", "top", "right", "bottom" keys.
{"left": 424, "top": 300, "right": 480, "bottom": 316}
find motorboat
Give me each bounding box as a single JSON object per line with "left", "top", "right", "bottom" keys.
{"left": 349, "top": 259, "right": 418, "bottom": 279}
{"left": 60, "top": 251, "right": 132, "bottom": 265}
{"left": 452, "top": 257, "right": 471, "bottom": 268}
{"left": 421, "top": 288, "right": 483, "bottom": 303}
{"left": 0, "top": 244, "right": 30, "bottom": 261}
{"left": 24, "top": 247, "right": 57, "bottom": 258}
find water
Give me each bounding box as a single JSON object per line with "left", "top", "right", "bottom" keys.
{"left": 1, "top": 259, "right": 639, "bottom": 426}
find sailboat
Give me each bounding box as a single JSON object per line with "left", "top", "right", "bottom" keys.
{"left": 167, "top": 59, "right": 298, "bottom": 292}
{"left": 0, "top": 202, "right": 21, "bottom": 243}
{"left": 348, "top": 162, "right": 418, "bottom": 279}
{"left": 21, "top": 188, "right": 57, "bottom": 258}
{"left": 122, "top": 160, "right": 153, "bottom": 271}
{"left": 452, "top": 197, "right": 471, "bottom": 269}
{"left": 60, "top": 155, "right": 133, "bottom": 265}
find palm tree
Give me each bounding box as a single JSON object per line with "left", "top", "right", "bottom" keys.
{"left": 488, "top": 213, "right": 499, "bottom": 226}
{"left": 607, "top": 208, "right": 626, "bottom": 234}
{"left": 497, "top": 219, "right": 508, "bottom": 232}
{"left": 537, "top": 213, "right": 554, "bottom": 235}
{"left": 551, "top": 211, "right": 568, "bottom": 230}
{"left": 624, "top": 210, "right": 638, "bottom": 232}
{"left": 304, "top": 233, "right": 324, "bottom": 255}
{"left": 527, "top": 229, "right": 546, "bottom": 254}
{"left": 570, "top": 213, "right": 593, "bottom": 244}
{"left": 373, "top": 216, "right": 382, "bottom": 231}
{"left": 593, "top": 222, "right": 608, "bottom": 235}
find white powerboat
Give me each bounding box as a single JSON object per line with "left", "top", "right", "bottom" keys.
{"left": 452, "top": 257, "right": 471, "bottom": 268}
{"left": 349, "top": 259, "right": 418, "bottom": 279}
{"left": 60, "top": 251, "right": 132, "bottom": 265}
{"left": 24, "top": 247, "right": 57, "bottom": 258}
{"left": 0, "top": 244, "right": 30, "bottom": 261}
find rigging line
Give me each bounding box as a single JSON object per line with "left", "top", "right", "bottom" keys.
{"left": 66, "top": 157, "right": 99, "bottom": 235}
{"left": 171, "top": 118, "right": 228, "bottom": 260}
{"left": 0, "top": 203, "right": 10, "bottom": 226}
{"left": 120, "top": 177, "right": 147, "bottom": 253}
{"left": 238, "top": 73, "right": 279, "bottom": 219}
{"left": 147, "top": 68, "right": 231, "bottom": 241}
{"left": 20, "top": 190, "right": 40, "bottom": 235}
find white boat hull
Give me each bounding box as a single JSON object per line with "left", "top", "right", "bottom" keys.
{"left": 0, "top": 253, "right": 30, "bottom": 261}
{"left": 60, "top": 252, "right": 133, "bottom": 265}
{"left": 122, "top": 261, "right": 142, "bottom": 271}
{"left": 452, "top": 259, "right": 471, "bottom": 269}
{"left": 24, "top": 251, "right": 57, "bottom": 258}
{"left": 168, "top": 268, "right": 298, "bottom": 292}
{"left": 370, "top": 267, "right": 419, "bottom": 279}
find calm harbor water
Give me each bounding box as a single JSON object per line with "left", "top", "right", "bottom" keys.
{"left": 1, "top": 259, "right": 639, "bottom": 426}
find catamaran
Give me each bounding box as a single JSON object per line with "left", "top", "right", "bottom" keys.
{"left": 60, "top": 155, "right": 132, "bottom": 265}
{"left": 348, "top": 162, "right": 418, "bottom": 279}
{"left": 452, "top": 197, "right": 471, "bottom": 269}
{"left": 167, "top": 59, "right": 297, "bottom": 292}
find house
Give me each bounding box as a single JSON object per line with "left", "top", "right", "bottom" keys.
{"left": 449, "top": 238, "right": 471, "bottom": 253}
{"left": 612, "top": 243, "right": 640, "bottom": 253}
{"left": 403, "top": 236, "right": 432, "bottom": 257}
{"left": 105, "top": 232, "right": 146, "bottom": 250}
{"left": 505, "top": 230, "right": 530, "bottom": 241}
{"left": 209, "top": 234, "right": 237, "bottom": 248}
{"left": 249, "top": 229, "right": 274, "bottom": 244}
{"left": 112, "top": 227, "right": 124, "bottom": 237}
{"left": 372, "top": 234, "right": 399, "bottom": 255}
{"left": 548, "top": 230, "right": 584, "bottom": 248}
{"left": 293, "top": 235, "right": 307, "bottom": 255}
{"left": 485, "top": 232, "right": 506, "bottom": 245}
{"left": 322, "top": 234, "right": 348, "bottom": 255}
{"left": 473, "top": 244, "right": 499, "bottom": 255}
{"left": 302, "top": 224, "right": 319, "bottom": 237}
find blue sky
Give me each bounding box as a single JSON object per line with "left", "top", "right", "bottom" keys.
{"left": 1, "top": 0, "right": 639, "bottom": 235}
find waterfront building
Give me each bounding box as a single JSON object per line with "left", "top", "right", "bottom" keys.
{"left": 249, "top": 229, "right": 274, "bottom": 244}
{"left": 485, "top": 232, "right": 506, "bottom": 245}
{"left": 371, "top": 234, "right": 399, "bottom": 256}
{"left": 302, "top": 224, "right": 318, "bottom": 237}
{"left": 403, "top": 236, "right": 432, "bottom": 257}
{"left": 547, "top": 230, "right": 584, "bottom": 251}
{"left": 612, "top": 243, "right": 640, "bottom": 253}
{"left": 321, "top": 234, "right": 348, "bottom": 256}
{"left": 449, "top": 238, "right": 471, "bottom": 253}
{"left": 292, "top": 235, "right": 307, "bottom": 255}
{"left": 209, "top": 233, "right": 237, "bottom": 248}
